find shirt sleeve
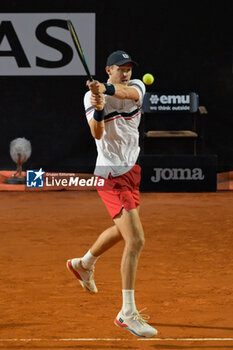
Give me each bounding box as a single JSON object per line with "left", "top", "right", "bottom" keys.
{"left": 84, "top": 91, "right": 95, "bottom": 123}
{"left": 128, "top": 79, "right": 146, "bottom": 107}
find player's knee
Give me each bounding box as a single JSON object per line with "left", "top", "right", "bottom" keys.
{"left": 127, "top": 235, "right": 145, "bottom": 253}
{"left": 138, "top": 235, "right": 145, "bottom": 250}
{"left": 134, "top": 236, "right": 145, "bottom": 252}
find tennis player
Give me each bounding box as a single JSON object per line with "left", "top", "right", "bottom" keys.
{"left": 67, "top": 50, "right": 157, "bottom": 338}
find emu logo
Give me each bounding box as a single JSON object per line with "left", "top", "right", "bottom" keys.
{"left": 151, "top": 168, "right": 205, "bottom": 183}
{"left": 149, "top": 94, "right": 190, "bottom": 105}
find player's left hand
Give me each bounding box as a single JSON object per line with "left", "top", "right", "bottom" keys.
{"left": 86, "top": 80, "right": 106, "bottom": 94}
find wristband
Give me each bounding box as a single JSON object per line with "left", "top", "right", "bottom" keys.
{"left": 103, "top": 83, "right": 115, "bottom": 96}
{"left": 93, "top": 109, "right": 104, "bottom": 121}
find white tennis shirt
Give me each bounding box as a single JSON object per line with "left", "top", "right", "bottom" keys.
{"left": 84, "top": 79, "right": 145, "bottom": 179}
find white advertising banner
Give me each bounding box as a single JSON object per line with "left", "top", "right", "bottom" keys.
{"left": 0, "top": 13, "right": 95, "bottom": 75}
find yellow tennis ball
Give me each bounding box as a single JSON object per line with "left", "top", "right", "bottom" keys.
{"left": 143, "top": 73, "right": 154, "bottom": 85}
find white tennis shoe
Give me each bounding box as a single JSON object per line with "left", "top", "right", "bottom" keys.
{"left": 66, "top": 258, "right": 98, "bottom": 294}
{"left": 114, "top": 309, "right": 157, "bottom": 338}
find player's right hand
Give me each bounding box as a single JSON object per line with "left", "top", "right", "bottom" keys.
{"left": 87, "top": 80, "right": 106, "bottom": 95}
{"left": 90, "top": 93, "right": 104, "bottom": 111}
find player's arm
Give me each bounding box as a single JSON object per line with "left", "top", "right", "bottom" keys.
{"left": 111, "top": 83, "right": 139, "bottom": 100}
{"left": 88, "top": 93, "right": 105, "bottom": 140}
{"left": 87, "top": 80, "right": 139, "bottom": 101}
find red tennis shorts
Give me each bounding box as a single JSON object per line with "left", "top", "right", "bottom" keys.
{"left": 97, "top": 164, "right": 141, "bottom": 219}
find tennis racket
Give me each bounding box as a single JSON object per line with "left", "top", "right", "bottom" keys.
{"left": 67, "top": 20, "right": 93, "bottom": 81}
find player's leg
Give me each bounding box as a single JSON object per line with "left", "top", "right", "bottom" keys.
{"left": 114, "top": 207, "right": 144, "bottom": 293}
{"left": 66, "top": 224, "right": 123, "bottom": 293}
{"left": 113, "top": 207, "right": 157, "bottom": 337}
{"left": 79, "top": 198, "right": 139, "bottom": 266}
{"left": 89, "top": 224, "right": 123, "bottom": 257}
{"left": 82, "top": 206, "right": 139, "bottom": 270}
{"left": 75, "top": 224, "right": 123, "bottom": 271}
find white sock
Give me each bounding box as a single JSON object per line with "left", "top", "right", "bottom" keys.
{"left": 122, "top": 289, "right": 137, "bottom": 316}
{"left": 81, "top": 249, "right": 99, "bottom": 270}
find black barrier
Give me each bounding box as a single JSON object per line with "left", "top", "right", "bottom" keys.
{"left": 139, "top": 155, "right": 217, "bottom": 192}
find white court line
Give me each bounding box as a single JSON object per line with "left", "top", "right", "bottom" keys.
{"left": 138, "top": 338, "right": 233, "bottom": 341}
{"left": 0, "top": 338, "right": 233, "bottom": 342}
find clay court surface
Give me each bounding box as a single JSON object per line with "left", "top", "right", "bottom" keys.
{"left": 0, "top": 191, "right": 233, "bottom": 350}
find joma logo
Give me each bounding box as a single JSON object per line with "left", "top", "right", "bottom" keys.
{"left": 151, "top": 168, "right": 205, "bottom": 183}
